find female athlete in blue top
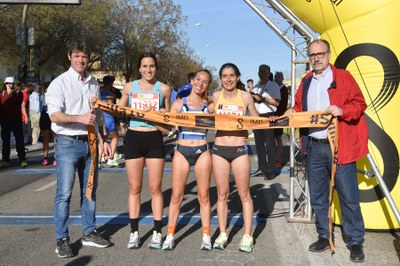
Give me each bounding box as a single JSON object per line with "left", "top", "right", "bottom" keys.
{"left": 162, "top": 69, "right": 213, "bottom": 250}
{"left": 118, "top": 52, "right": 171, "bottom": 249}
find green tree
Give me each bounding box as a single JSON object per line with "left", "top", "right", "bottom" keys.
{"left": 0, "top": 1, "right": 111, "bottom": 80}
{"left": 103, "top": 0, "right": 199, "bottom": 83}
{"left": 0, "top": 0, "right": 209, "bottom": 87}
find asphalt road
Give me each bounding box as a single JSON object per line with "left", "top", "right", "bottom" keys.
{"left": 0, "top": 135, "right": 399, "bottom": 265}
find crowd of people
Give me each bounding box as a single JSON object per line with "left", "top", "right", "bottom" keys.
{"left": 0, "top": 73, "right": 123, "bottom": 169}
{"left": 0, "top": 38, "right": 367, "bottom": 263}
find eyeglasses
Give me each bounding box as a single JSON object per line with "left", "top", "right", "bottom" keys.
{"left": 308, "top": 51, "right": 329, "bottom": 59}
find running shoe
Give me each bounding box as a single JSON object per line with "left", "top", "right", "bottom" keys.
{"left": 0, "top": 160, "right": 10, "bottom": 167}
{"left": 127, "top": 231, "right": 140, "bottom": 249}
{"left": 200, "top": 234, "right": 212, "bottom": 251}
{"left": 213, "top": 232, "right": 228, "bottom": 250}
{"left": 20, "top": 161, "right": 28, "bottom": 168}
{"left": 148, "top": 230, "right": 163, "bottom": 249}
{"left": 55, "top": 237, "right": 73, "bottom": 258}
{"left": 42, "top": 158, "right": 49, "bottom": 166}
{"left": 106, "top": 159, "right": 119, "bottom": 167}
{"left": 114, "top": 152, "right": 123, "bottom": 160}
{"left": 81, "top": 230, "right": 110, "bottom": 248}
{"left": 53, "top": 160, "right": 57, "bottom": 166}
{"left": 239, "top": 234, "right": 254, "bottom": 253}
{"left": 162, "top": 234, "right": 175, "bottom": 250}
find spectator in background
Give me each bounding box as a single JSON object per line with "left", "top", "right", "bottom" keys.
{"left": 251, "top": 64, "right": 281, "bottom": 180}
{"left": 0, "top": 77, "right": 28, "bottom": 167}
{"left": 167, "top": 72, "right": 196, "bottom": 139}
{"left": 175, "top": 72, "right": 196, "bottom": 100}
{"left": 170, "top": 87, "right": 179, "bottom": 106}
{"left": 246, "top": 79, "right": 254, "bottom": 92}
{"left": 29, "top": 84, "right": 41, "bottom": 145}
{"left": 19, "top": 83, "right": 31, "bottom": 145}
{"left": 246, "top": 79, "right": 255, "bottom": 138}
{"left": 98, "top": 75, "right": 121, "bottom": 166}
{"left": 39, "top": 87, "right": 57, "bottom": 166}
{"left": 274, "top": 71, "right": 289, "bottom": 168}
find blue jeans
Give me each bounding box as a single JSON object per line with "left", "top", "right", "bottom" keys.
{"left": 306, "top": 141, "right": 365, "bottom": 246}
{"left": 54, "top": 135, "right": 98, "bottom": 241}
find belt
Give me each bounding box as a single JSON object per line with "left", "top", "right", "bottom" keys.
{"left": 259, "top": 112, "right": 275, "bottom": 117}
{"left": 308, "top": 136, "right": 329, "bottom": 144}
{"left": 63, "top": 134, "right": 89, "bottom": 141}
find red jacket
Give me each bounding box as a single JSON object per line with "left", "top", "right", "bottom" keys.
{"left": 0, "top": 89, "right": 23, "bottom": 120}
{"left": 293, "top": 64, "right": 368, "bottom": 164}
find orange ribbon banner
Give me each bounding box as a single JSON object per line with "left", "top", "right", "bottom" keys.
{"left": 92, "top": 99, "right": 334, "bottom": 131}
{"left": 86, "top": 124, "right": 97, "bottom": 201}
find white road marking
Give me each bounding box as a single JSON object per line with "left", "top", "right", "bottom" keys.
{"left": 35, "top": 180, "right": 57, "bottom": 192}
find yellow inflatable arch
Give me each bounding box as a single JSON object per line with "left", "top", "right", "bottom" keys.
{"left": 281, "top": 0, "right": 400, "bottom": 229}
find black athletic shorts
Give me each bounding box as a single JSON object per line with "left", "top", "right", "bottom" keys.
{"left": 124, "top": 129, "right": 165, "bottom": 159}
{"left": 39, "top": 112, "right": 52, "bottom": 130}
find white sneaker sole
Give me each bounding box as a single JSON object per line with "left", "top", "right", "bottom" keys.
{"left": 81, "top": 240, "right": 109, "bottom": 248}
{"left": 213, "top": 243, "right": 226, "bottom": 250}
{"left": 127, "top": 243, "right": 140, "bottom": 249}
{"left": 55, "top": 248, "right": 73, "bottom": 258}
{"left": 239, "top": 245, "right": 253, "bottom": 253}
{"left": 162, "top": 245, "right": 174, "bottom": 250}
{"left": 201, "top": 244, "right": 212, "bottom": 251}
{"left": 148, "top": 243, "right": 162, "bottom": 249}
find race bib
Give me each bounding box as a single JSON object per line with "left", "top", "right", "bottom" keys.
{"left": 216, "top": 104, "right": 244, "bottom": 116}
{"left": 131, "top": 93, "right": 160, "bottom": 110}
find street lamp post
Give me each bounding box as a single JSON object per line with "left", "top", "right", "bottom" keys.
{"left": 20, "top": 4, "right": 28, "bottom": 82}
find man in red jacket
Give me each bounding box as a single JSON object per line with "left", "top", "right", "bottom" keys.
{"left": 286, "top": 39, "right": 367, "bottom": 263}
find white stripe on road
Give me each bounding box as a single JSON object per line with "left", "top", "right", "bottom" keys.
{"left": 34, "top": 180, "right": 57, "bottom": 192}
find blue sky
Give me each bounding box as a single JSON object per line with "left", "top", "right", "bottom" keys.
{"left": 173, "top": 0, "right": 292, "bottom": 83}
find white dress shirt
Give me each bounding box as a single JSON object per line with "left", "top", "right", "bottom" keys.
{"left": 45, "top": 67, "right": 101, "bottom": 135}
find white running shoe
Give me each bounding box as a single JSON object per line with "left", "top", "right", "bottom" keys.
{"left": 162, "top": 234, "right": 175, "bottom": 250}
{"left": 127, "top": 231, "right": 140, "bottom": 249}
{"left": 148, "top": 230, "right": 163, "bottom": 249}
{"left": 213, "top": 232, "right": 228, "bottom": 250}
{"left": 106, "top": 159, "right": 119, "bottom": 167}
{"left": 201, "top": 234, "right": 212, "bottom": 251}
{"left": 114, "top": 152, "right": 123, "bottom": 160}
{"left": 239, "top": 234, "right": 254, "bottom": 253}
